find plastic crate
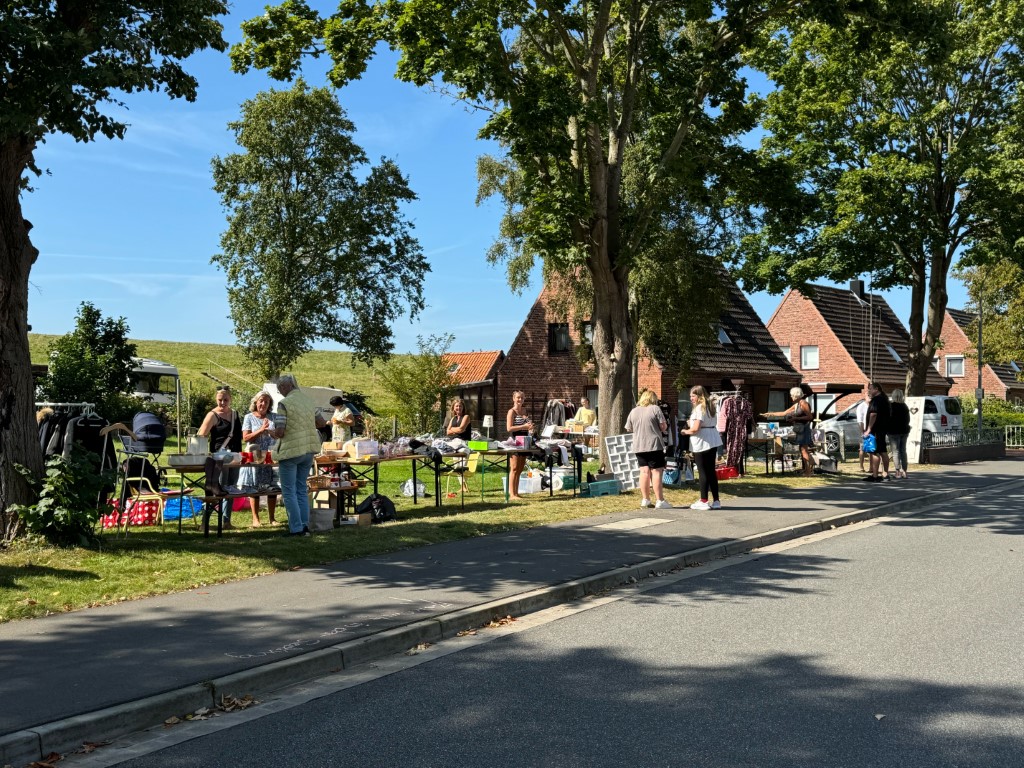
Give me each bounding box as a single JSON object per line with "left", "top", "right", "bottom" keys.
{"left": 582, "top": 479, "right": 620, "bottom": 497}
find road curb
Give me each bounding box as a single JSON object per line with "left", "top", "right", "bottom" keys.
{"left": 8, "top": 477, "right": 1022, "bottom": 767}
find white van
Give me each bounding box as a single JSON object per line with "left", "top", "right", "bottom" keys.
{"left": 818, "top": 394, "right": 962, "bottom": 453}
{"left": 129, "top": 357, "right": 180, "bottom": 405}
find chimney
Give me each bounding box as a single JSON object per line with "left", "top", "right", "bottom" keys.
{"left": 850, "top": 279, "right": 865, "bottom": 299}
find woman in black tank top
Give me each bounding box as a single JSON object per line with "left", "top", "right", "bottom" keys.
{"left": 505, "top": 390, "right": 534, "bottom": 500}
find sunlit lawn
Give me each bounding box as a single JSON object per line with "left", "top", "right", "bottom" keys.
{"left": 0, "top": 456, "right": 894, "bottom": 624}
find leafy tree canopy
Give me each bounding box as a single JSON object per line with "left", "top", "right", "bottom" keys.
{"left": 738, "top": 0, "right": 1024, "bottom": 393}
{"left": 376, "top": 333, "right": 458, "bottom": 435}
{"left": 40, "top": 302, "right": 137, "bottom": 414}
{"left": 955, "top": 259, "right": 1024, "bottom": 366}
{"left": 1, "top": 1, "right": 228, "bottom": 149}
{"left": 211, "top": 79, "right": 428, "bottom": 379}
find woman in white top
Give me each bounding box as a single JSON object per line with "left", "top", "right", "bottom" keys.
{"left": 680, "top": 385, "right": 723, "bottom": 510}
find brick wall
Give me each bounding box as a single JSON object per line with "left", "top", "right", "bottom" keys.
{"left": 496, "top": 288, "right": 597, "bottom": 427}
{"left": 936, "top": 312, "right": 1011, "bottom": 399}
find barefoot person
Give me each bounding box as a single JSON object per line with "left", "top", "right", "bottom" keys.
{"left": 506, "top": 391, "right": 534, "bottom": 500}
{"left": 445, "top": 398, "right": 472, "bottom": 492}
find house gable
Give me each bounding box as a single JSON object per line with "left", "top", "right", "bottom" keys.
{"left": 939, "top": 309, "right": 1024, "bottom": 401}
{"left": 769, "top": 283, "right": 951, "bottom": 407}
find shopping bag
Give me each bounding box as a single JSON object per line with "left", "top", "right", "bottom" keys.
{"left": 862, "top": 434, "right": 877, "bottom": 453}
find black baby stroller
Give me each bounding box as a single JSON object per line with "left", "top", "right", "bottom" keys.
{"left": 111, "top": 413, "right": 169, "bottom": 532}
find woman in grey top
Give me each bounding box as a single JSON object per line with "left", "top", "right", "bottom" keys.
{"left": 625, "top": 390, "right": 672, "bottom": 509}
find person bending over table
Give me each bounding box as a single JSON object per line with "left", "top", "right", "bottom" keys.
{"left": 241, "top": 390, "right": 278, "bottom": 526}
{"left": 506, "top": 390, "right": 534, "bottom": 500}
{"left": 271, "top": 374, "right": 328, "bottom": 537}
{"left": 446, "top": 398, "right": 472, "bottom": 491}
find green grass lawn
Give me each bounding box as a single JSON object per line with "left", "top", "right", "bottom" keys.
{"left": 0, "top": 457, "right": 864, "bottom": 624}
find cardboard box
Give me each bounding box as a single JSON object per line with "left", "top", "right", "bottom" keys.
{"left": 338, "top": 512, "right": 371, "bottom": 527}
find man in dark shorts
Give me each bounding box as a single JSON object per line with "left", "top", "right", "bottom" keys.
{"left": 863, "top": 381, "right": 891, "bottom": 482}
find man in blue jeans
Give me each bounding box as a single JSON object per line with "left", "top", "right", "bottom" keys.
{"left": 271, "top": 374, "right": 327, "bottom": 536}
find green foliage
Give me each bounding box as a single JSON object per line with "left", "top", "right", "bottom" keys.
{"left": 39, "top": 302, "right": 138, "bottom": 417}
{"left": 738, "top": 0, "right": 1024, "bottom": 392}
{"left": 958, "top": 395, "right": 1024, "bottom": 428}
{"left": 232, "top": 0, "right": 847, "bottom": 461}
{"left": 9, "top": 446, "right": 111, "bottom": 548}
{"left": 1, "top": 2, "right": 227, "bottom": 147}
{"left": 955, "top": 260, "right": 1024, "bottom": 364}
{"left": 211, "top": 79, "right": 428, "bottom": 379}
{"left": 376, "top": 334, "right": 459, "bottom": 435}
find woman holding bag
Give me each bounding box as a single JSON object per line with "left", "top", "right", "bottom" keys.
{"left": 764, "top": 386, "right": 815, "bottom": 477}
{"left": 198, "top": 386, "right": 243, "bottom": 528}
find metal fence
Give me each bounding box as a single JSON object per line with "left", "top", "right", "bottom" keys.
{"left": 1006, "top": 425, "right": 1024, "bottom": 449}
{"left": 921, "top": 428, "right": 1005, "bottom": 448}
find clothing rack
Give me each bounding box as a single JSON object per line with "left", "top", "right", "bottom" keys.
{"left": 36, "top": 401, "right": 97, "bottom": 415}
{"left": 711, "top": 389, "right": 744, "bottom": 400}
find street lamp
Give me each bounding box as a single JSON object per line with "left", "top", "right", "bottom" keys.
{"left": 976, "top": 285, "right": 984, "bottom": 433}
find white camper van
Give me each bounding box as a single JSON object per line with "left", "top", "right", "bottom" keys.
{"left": 129, "top": 357, "right": 180, "bottom": 405}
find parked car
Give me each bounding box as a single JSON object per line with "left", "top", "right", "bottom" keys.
{"left": 817, "top": 395, "right": 963, "bottom": 453}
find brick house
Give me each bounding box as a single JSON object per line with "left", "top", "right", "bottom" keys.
{"left": 936, "top": 309, "right": 1024, "bottom": 403}
{"left": 496, "top": 286, "right": 598, "bottom": 423}
{"left": 441, "top": 350, "right": 505, "bottom": 427}
{"left": 636, "top": 280, "right": 801, "bottom": 417}
{"left": 766, "top": 280, "right": 952, "bottom": 413}
{"left": 498, "top": 280, "right": 800, "bottom": 426}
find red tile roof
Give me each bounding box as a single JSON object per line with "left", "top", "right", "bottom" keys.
{"left": 947, "top": 308, "right": 1024, "bottom": 389}
{"left": 443, "top": 351, "right": 505, "bottom": 386}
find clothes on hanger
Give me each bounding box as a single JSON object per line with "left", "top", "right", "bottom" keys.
{"left": 717, "top": 393, "right": 752, "bottom": 469}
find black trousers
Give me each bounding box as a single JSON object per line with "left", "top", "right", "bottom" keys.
{"left": 694, "top": 448, "right": 719, "bottom": 501}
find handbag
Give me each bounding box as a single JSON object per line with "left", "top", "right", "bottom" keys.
{"left": 862, "top": 434, "right": 877, "bottom": 453}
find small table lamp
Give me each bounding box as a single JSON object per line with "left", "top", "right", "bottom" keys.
{"left": 481, "top": 415, "right": 494, "bottom": 438}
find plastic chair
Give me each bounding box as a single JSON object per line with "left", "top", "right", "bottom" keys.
{"left": 444, "top": 453, "right": 479, "bottom": 499}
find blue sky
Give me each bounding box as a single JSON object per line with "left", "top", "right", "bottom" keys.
{"left": 23, "top": 2, "right": 969, "bottom": 359}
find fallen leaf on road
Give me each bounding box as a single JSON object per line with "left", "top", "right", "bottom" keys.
{"left": 164, "top": 716, "right": 181, "bottom": 726}
{"left": 484, "top": 615, "right": 517, "bottom": 628}
{"left": 456, "top": 629, "right": 478, "bottom": 637}
{"left": 875, "top": 714, "right": 886, "bottom": 721}
{"left": 219, "top": 694, "right": 258, "bottom": 712}
{"left": 75, "top": 741, "right": 110, "bottom": 754}
{"left": 405, "top": 642, "right": 434, "bottom": 655}
{"left": 27, "top": 754, "right": 62, "bottom": 768}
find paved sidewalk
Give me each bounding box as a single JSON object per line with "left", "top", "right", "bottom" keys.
{"left": 2, "top": 456, "right": 1022, "bottom": 765}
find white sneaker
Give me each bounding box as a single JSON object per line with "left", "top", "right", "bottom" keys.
{"left": 654, "top": 500, "right": 673, "bottom": 509}
{"left": 640, "top": 498, "right": 651, "bottom": 509}
{"left": 690, "top": 500, "right": 711, "bottom": 511}
{"left": 710, "top": 500, "right": 722, "bottom": 510}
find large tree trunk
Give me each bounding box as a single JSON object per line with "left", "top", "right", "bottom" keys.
{"left": 0, "top": 136, "right": 43, "bottom": 537}
{"left": 905, "top": 248, "right": 950, "bottom": 396}
{"left": 590, "top": 252, "right": 634, "bottom": 470}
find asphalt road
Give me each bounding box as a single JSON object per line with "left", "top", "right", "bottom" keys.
{"left": 79, "top": 487, "right": 1024, "bottom": 768}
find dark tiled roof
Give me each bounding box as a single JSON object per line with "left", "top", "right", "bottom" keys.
{"left": 443, "top": 351, "right": 504, "bottom": 386}
{"left": 806, "top": 284, "right": 950, "bottom": 388}
{"left": 946, "top": 308, "right": 1024, "bottom": 389}
{"left": 691, "top": 280, "right": 801, "bottom": 381}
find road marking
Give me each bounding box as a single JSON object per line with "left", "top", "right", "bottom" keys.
{"left": 592, "top": 517, "right": 673, "bottom": 530}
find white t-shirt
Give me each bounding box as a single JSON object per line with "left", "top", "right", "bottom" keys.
{"left": 688, "top": 404, "right": 723, "bottom": 453}
{"left": 855, "top": 400, "right": 869, "bottom": 429}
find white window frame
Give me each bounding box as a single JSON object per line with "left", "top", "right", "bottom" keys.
{"left": 800, "top": 345, "right": 819, "bottom": 370}
{"left": 946, "top": 355, "right": 965, "bottom": 378}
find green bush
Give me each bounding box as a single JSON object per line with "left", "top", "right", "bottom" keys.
{"left": 957, "top": 395, "right": 1024, "bottom": 428}
{"left": 9, "top": 445, "right": 113, "bottom": 547}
